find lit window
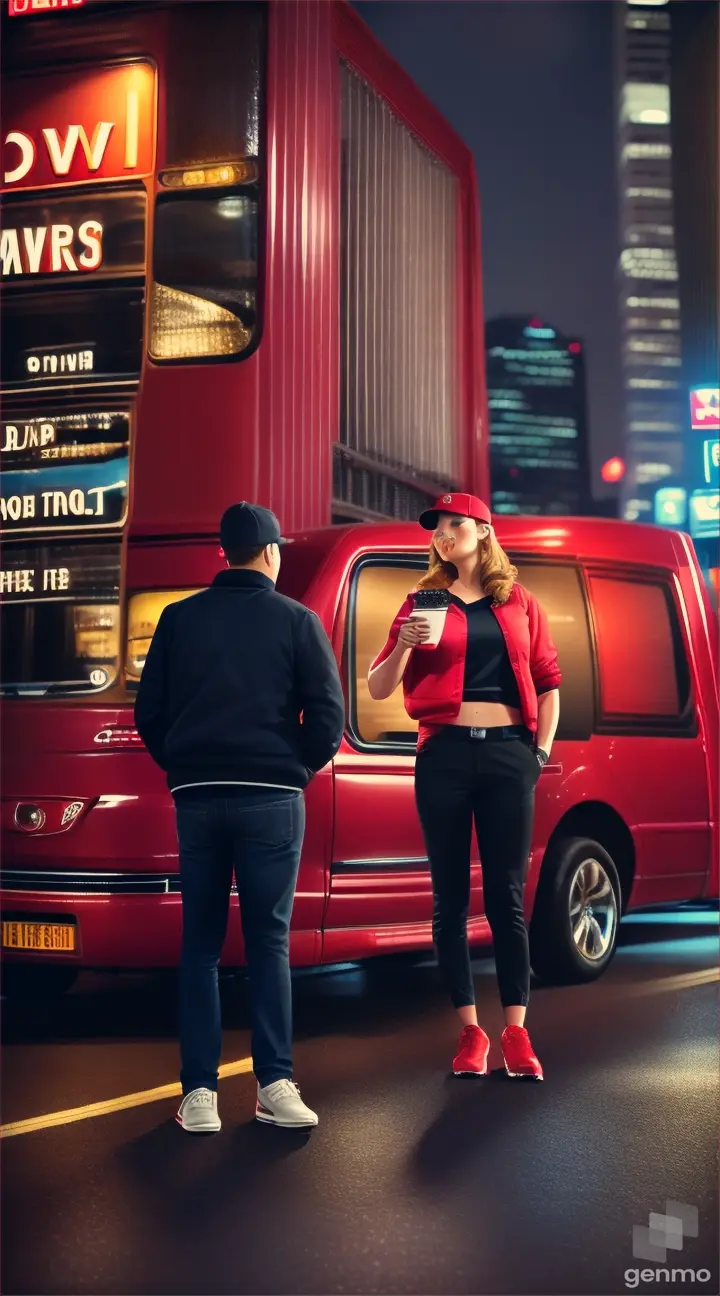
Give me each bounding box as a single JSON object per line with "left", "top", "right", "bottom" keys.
{"left": 621, "top": 250, "right": 678, "bottom": 281}
{"left": 626, "top": 296, "right": 680, "bottom": 309}
{"left": 626, "top": 225, "right": 674, "bottom": 240}
{"left": 627, "top": 339, "right": 680, "bottom": 354}
{"left": 622, "top": 143, "right": 672, "bottom": 160}
{"left": 626, "top": 317, "right": 680, "bottom": 330}
{"left": 625, "top": 187, "right": 672, "bottom": 200}
{"left": 629, "top": 421, "right": 683, "bottom": 432}
{"left": 627, "top": 378, "right": 680, "bottom": 389}
{"left": 636, "top": 462, "right": 674, "bottom": 484}
{"left": 622, "top": 82, "right": 670, "bottom": 126}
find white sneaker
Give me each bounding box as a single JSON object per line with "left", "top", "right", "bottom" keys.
{"left": 256, "top": 1079, "right": 319, "bottom": 1128}
{"left": 176, "top": 1087, "right": 221, "bottom": 1133}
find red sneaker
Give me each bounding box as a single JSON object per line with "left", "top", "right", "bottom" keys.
{"left": 501, "top": 1025, "right": 544, "bottom": 1080}
{"left": 452, "top": 1024, "right": 490, "bottom": 1076}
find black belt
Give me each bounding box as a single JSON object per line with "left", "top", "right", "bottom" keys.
{"left": 430, "top": 724, "right": 531, "bottom": 743}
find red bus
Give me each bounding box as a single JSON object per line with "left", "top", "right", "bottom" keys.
{"left": 0, "top": 0, "right": 488, "bottom": 993}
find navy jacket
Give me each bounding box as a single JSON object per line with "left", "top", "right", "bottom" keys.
{"left": 134, "top": 569, "right": 346, "bottom": 793}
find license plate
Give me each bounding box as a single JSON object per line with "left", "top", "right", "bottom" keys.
{"left": 1, "top": 921, "right": 76, "bottom": 952}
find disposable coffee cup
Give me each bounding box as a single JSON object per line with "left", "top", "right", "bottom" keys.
{"left": 409, "top": 606, "right": 447, "bottom": 647}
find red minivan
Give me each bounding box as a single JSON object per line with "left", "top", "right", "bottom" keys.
{"left": 1, "top": 516, "right": 718, "bottom": 996}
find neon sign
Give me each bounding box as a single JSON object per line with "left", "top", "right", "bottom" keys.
{"left": 654, "top": 487, "right": 687, "bottom": 528}
{"left": 690, "top": 387, "right": 720, "bottom": 432}
{"left": 1, "top": 63, "right": 155, "bottom": 191}
{"left": 703, "top": 439, "right": 720, "bottom": 488}
{"left": 689, "top": 489, "right": 720, "bottom": 539}
{"left": 9, "top": 1, "right": 85, "bottom": 14}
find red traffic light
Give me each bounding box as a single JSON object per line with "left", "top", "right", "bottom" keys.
{"left": 601, "top": 457, "right": 626, "bottom": 484}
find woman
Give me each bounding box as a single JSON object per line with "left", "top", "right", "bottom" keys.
{"left": 368, "top": 493, "right": 561, "bottom": 1080}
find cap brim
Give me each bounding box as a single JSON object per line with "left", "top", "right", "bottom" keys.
{"left": 278, "top": 536, "right": 294, "bottom": 545}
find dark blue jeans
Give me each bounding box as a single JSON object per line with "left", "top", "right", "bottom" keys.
{"left": 175, "top": 788, "right": 305, "bottom": 1093}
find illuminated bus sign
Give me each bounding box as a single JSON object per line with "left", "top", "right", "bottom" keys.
{"left": 1, "top": 63, "right": 155, "bottom": 192}
{"left": 0, "top": 564, "right": 71, "bottom": 595}
{"left": 0, "top": 458, "right": 129, "bottom": 533}
{"left": 1, "top": 161, "right": 146, "bottom": 287}
{"left": 1, "top": 411, "right": 129, "bottom": 466}
{"left": 0, "top": 412, "right": 129, "bottom": 533}
{"left": 690, "top": 387, "right": 720, "bottom": 432}
{"left": 9, "top": 0, "right": 85, "bottom": 14}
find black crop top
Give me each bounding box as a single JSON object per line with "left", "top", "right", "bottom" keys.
{"left": 451, "top": 595, "right": 522, "bottom": 708}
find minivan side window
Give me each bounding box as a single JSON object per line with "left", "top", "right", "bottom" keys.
{"left": 588, "top": 575, "right": 693, "bottom": 733}
{"left": 348, "top": 556, "right": 594, "bottom": 749}
{"left": 349, "top": 561, "right": 422, "bottom": 747}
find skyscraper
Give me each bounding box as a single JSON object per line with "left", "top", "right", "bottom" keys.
{"left": 616, "top": 0, "right": 685, "bottom": 522}
{"left": 486, "top": 316, "right": 591, "bottom": 517}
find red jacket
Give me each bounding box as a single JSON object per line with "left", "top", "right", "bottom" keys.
{"left": 371, "top": 584, "right": 562, "bottom": 746}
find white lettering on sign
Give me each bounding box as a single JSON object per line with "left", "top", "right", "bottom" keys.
{"left": 0, "top": 495, "right": 36, "bottom": 522}
{"left": 3, "top": 93, "right": 136, "bottom": 185}
{"left": 0, "top": 568, "right": 35, "bottom": 593}
{"left": 38, "top": 481, "right": 126, "bottom": 519}
{"left": 1, "top": 422, "right": 56, "bottom": 452}
{"left": 43, "top": 567, "right": 70, "bottom": 590}
{"left": 26, "top": 349, "right": 94, "bottom": 375}
{"left": 0, "top": 221, "right": 103, "bottom": 276}
{"left": 0, "top": 566, "right": 71, "bottom": 594}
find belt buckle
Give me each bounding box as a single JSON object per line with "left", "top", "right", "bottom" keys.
{"left": 470, "top": 727, "right": 486, "bottom": 740}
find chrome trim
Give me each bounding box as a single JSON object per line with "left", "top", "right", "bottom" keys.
{"left": 332, "top": 857, "right": 429, "bottom": 873}
{"left": 1, "top": 870, "right": 180, "bottom": 895}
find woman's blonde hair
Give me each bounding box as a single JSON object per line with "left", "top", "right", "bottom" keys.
{"left": 416, "top": 522, "right": 518, "bottom": 605}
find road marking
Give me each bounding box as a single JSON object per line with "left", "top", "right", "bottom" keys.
{"left": 0, "top": 1056, "right": 254, "bottom": 1140}
{"left": 621, "top": 968, "right": 719, "bottom": 997}
{"left": 1, "top": 968, "right": 717, "bottom": 1140}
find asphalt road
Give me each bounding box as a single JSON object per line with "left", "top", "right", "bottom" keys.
{"left": 1, "top": 905, "right": 718, "bottom": 1296}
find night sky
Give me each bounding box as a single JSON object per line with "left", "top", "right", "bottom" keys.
{"left": 355, "top": 1, "right": 624, "bottom": 499}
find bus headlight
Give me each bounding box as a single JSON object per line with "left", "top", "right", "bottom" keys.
{"left": 126, "top": 590, "right": 200, "bottom": 681}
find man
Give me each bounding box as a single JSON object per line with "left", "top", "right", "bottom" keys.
{"left": 135, "top": 502, "right": 345, "bottom": 1133}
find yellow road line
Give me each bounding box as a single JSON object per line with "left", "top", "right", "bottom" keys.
{"left": 1, "top": 968, "right": 717, "bottom": 1140}
{"left": 0, "top": 1056, "right": 254, "bottom": 1140}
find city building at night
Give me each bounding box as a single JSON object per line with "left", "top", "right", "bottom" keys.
{"left": 485, "top": 316, "right": 591, "bottom": 517}
{"left": 616, "top": 0, "right": 684, "bottom": 522}
{"left": 668, "top": 0, "right": 719, "bottom": 572}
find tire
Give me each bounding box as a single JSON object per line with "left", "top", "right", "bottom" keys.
{"left": 1, "top": 964, "right": 79, "bottom": 1000}
{"left": 529, "top": 836, "right": 621, "bottom": 985}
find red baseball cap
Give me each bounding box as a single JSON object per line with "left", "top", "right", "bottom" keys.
{"left": 418, "top": 492, "right": 492, "bottom": 531}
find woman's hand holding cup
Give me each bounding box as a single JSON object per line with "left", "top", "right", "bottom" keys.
{"left": 397, "top": 615, "right": 432, "bottom": 648}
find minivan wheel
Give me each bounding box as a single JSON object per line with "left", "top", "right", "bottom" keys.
{"left": 1, "top": 964, "right": 79, "bottom": 1000}
{"left": 529, "top": 836, "right": 621, "bottom": 984}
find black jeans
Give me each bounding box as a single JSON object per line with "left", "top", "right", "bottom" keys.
{"left": 414, "top": 726, "right": 540, "bottom": 1009}
{"left": 175, "top": 788, "right": 305, "bottom": 1093}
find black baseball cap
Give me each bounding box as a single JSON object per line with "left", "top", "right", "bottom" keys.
{"left": 219, "top": 502, "right": 291, "bottom": 553}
